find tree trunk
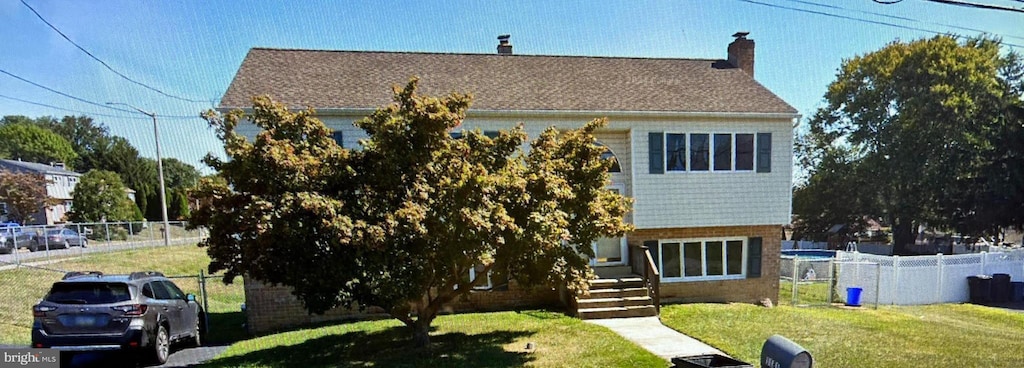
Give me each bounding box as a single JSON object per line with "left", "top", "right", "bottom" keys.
{"left": 412, "top": 323, "right": 430, "bottom": 348}
{"left": 892, "top": 221, "right": 915, "bottom": 255}
{"left": 411, "top": 317, "right": 433, "bottom": 347}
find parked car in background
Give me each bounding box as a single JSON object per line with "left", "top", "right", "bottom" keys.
{"left": 31, "top": 271, "right": 205, "bottom": 366}
{"left": 0, "top": 223, "right": 39, "bottom": 253}
{"left": 38, "top": 228, "right": 87, "bottom": 250}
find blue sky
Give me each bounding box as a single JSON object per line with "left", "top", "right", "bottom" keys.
{"left": 1, "top": 0, "right": 1021, "bottom": 173}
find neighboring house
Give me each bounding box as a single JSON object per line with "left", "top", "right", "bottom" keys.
{"left": 220, "top": 33, "right": 797, "bottom": 331}
{"left": 0, "top": 159, "right": 81, "bottom": 225}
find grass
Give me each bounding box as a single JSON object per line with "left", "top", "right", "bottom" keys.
{"left": 0, "top": 245, "right": 246, "bottom": 345}
{"left": 779, "top": 280, "right": 836, "bottom": 306}
{"left": 202, "top": 310, "right": 666, "bottom": 368}
{"left": 661, "top": 303, "right": 1024, "bottom": 368}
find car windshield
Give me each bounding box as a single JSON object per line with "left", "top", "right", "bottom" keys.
{"left": 44, "top": 230, "right": 64, "bottom": 235}
{"left": 45, "top": 282, "right": 131, "bottom": 304}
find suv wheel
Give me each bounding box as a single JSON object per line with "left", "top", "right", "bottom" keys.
{"left": 148, "top": 324, "right": 170, "bottom": 365}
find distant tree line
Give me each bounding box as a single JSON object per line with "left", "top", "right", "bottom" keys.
{"left": 0, "top": 115, "right": 201, "bottom": 223}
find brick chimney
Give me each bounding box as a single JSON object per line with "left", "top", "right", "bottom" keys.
{"left": 727, "top": 32, "right": 754, "bottom": 76}
{"left": 497, "top": 34, "right": 512, "bottom": 55}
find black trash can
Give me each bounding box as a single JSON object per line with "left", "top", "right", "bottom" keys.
{"left": 967, "top": 275, "right": 992, "bottom": 304}
{"left": 1011, "top": 282, "right": 1024, "bottom": 303}
{"left": 672, "top": 354, "right": 753, "bottom": 368}
{"left": 992, "top": 274, "right": 1011, "bottom": 303}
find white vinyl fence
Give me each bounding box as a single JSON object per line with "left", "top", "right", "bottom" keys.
{"left": 835, "top": 250, "right": 1024, "bottom": 305}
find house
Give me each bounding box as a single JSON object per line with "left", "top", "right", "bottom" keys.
{"left": 0, "top": 159, "right": 81, "bottom": 225}
{"left": 220, "top": 33, "right": 797, "bottom": 331}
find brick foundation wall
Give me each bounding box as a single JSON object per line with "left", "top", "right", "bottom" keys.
{"left": 629, "top": 225, "right": 781, "bottom": 305}
{"left": 243, "top": 278, "right": 560, "bottom": 334}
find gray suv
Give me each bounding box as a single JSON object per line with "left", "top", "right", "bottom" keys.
{"left": 31, "top": 271, "right": 205, "bottom": 365}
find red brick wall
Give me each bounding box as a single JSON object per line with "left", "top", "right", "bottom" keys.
{"left": 243, "top": 278, "right": 560, "bottom": 334}
{"left": 243, "top": 224, "right": 781, "bottom": 333}
{"left": 629, "top": 225, "right": 781, "bottom": 305}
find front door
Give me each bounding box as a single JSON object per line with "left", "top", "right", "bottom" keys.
{"left": 592, "top": 185, "right": 627, "bottom": 266}
{"left": 593, "top": 236, "right": 627, "bottom": 266}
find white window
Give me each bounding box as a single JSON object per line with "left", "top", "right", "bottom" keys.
{"left": 657, "top": 238, "right": 746, "bottom": 282}
{"left": 663, "top": 133, "right": 759, "bottom": 173}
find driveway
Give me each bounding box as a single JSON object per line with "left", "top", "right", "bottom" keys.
{"left": 0, "top": 345, "right": 228, "bottom": 368}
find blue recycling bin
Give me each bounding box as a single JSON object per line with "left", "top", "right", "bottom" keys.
{"left": 845, "top": 287, "right": 863, "bottom": 307}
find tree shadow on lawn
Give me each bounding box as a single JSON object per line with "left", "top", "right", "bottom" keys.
{"left": 203, "top": 326, "right": 536, "bottom": 368}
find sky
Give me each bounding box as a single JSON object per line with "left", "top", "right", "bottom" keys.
{"left": 0, "top": 0, "right": 1021, "bottom": 174}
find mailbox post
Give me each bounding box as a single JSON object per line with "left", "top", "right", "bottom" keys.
{"left": 761, "top": 335, "right": 813, "bottom": 368}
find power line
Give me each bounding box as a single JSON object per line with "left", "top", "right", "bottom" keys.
{"left": 924, "top": 0, "right": 1024, "bottom": 13}
{"left": 737, "top": 0, "right": 1022, "bottom": 49}
{"left": 874, "top": 0, "right": 1024, "bottom": 13}
{"left": 0, "top": 94, "right": 199, "bottom": 121}
{"left": 0, "top": 67, "right": 200, "bottom": 119}
{"left": 19, "top": 0, "right": 210, "bottom": 104}
{"left": 0, "top": 93, "right": 147, "bottom": 120}
{"left": 783, "top": 0, "right": 1024, "bottom": 42}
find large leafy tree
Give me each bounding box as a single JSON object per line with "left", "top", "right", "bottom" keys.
{"left": 792, "top": 141, "right": 869, "bottom": 241}
{"left": 68, "top": 170, "right": 136, "bottom": 223}
{"left": 0, "top": 170, "right": 55, "bottom": 224}
{"left": 96, "top": 138, "right": 158, "bottom": 217}
{"left": 160, "top": 157, "right": 201, "bottom": 189}
{"left": 804, "top": 35, "right": 1024, "bottom": 253}
{"left": 37, "top": 115, "right": 112, "bottom": 172}
{"left": 192, "top": 80, "right": 631, "bottom": 347}
{"left": 0, "top": 122, "right": 77, "bottom": 168}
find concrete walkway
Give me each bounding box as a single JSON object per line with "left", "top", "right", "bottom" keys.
{"left": 586, "top": 316, "right": 723, "bottom": 361}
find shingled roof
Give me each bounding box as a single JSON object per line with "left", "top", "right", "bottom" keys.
{"left": 220, "top": 48, "right": 797, "bottom": 115}
{"left": 0, "top": 159, "right": 80, "bottom": 176}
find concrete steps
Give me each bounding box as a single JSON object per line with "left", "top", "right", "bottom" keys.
{"left": 578, "top": 305, "right": 658, "bottom": 319}
{"left": 577, "top": 272, "right": 657, "bottom": 320}
{"left": 577, "top": 296, "right": 654, "bottom": 309}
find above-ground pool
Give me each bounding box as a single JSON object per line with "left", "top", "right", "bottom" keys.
{"left": 781, "top": 250, "right": 836, "bottom": 259}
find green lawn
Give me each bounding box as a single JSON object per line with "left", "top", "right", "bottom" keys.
{"left": 203, "top": 310, "right": 667, "bottom": 368}
{"left": 661, "top": 303, "right": 1024, "bottom": 368}
{"left": 0, "top": 245, "right": 245, "bottom": 345}
{"left": 779, "top": 280, "right": 836, "bottom": 306}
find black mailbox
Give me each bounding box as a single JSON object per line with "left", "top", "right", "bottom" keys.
{"left": 761, "top": 335, "right": 812, "bottom": 368}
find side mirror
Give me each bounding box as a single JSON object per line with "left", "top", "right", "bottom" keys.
{"left": 761, "top": 335, "right": 812, "bottom": 368}
{"left": 186, "top": 293, "right": 197, "bottom": 302}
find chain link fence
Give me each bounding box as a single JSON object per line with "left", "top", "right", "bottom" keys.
{"left": 1, "top": 221, "right": 205, "bottom": 268}
{"left": 780, "top": 255, "right": 835, "bottom": 306}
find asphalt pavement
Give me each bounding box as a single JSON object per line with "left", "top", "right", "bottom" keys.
{"left": 0, "top": 344, "right": 228, "bottom": 368}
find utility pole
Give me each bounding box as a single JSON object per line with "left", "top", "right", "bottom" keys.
{"left": 106, "top": 102, "right": 170, "bottom": 246}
